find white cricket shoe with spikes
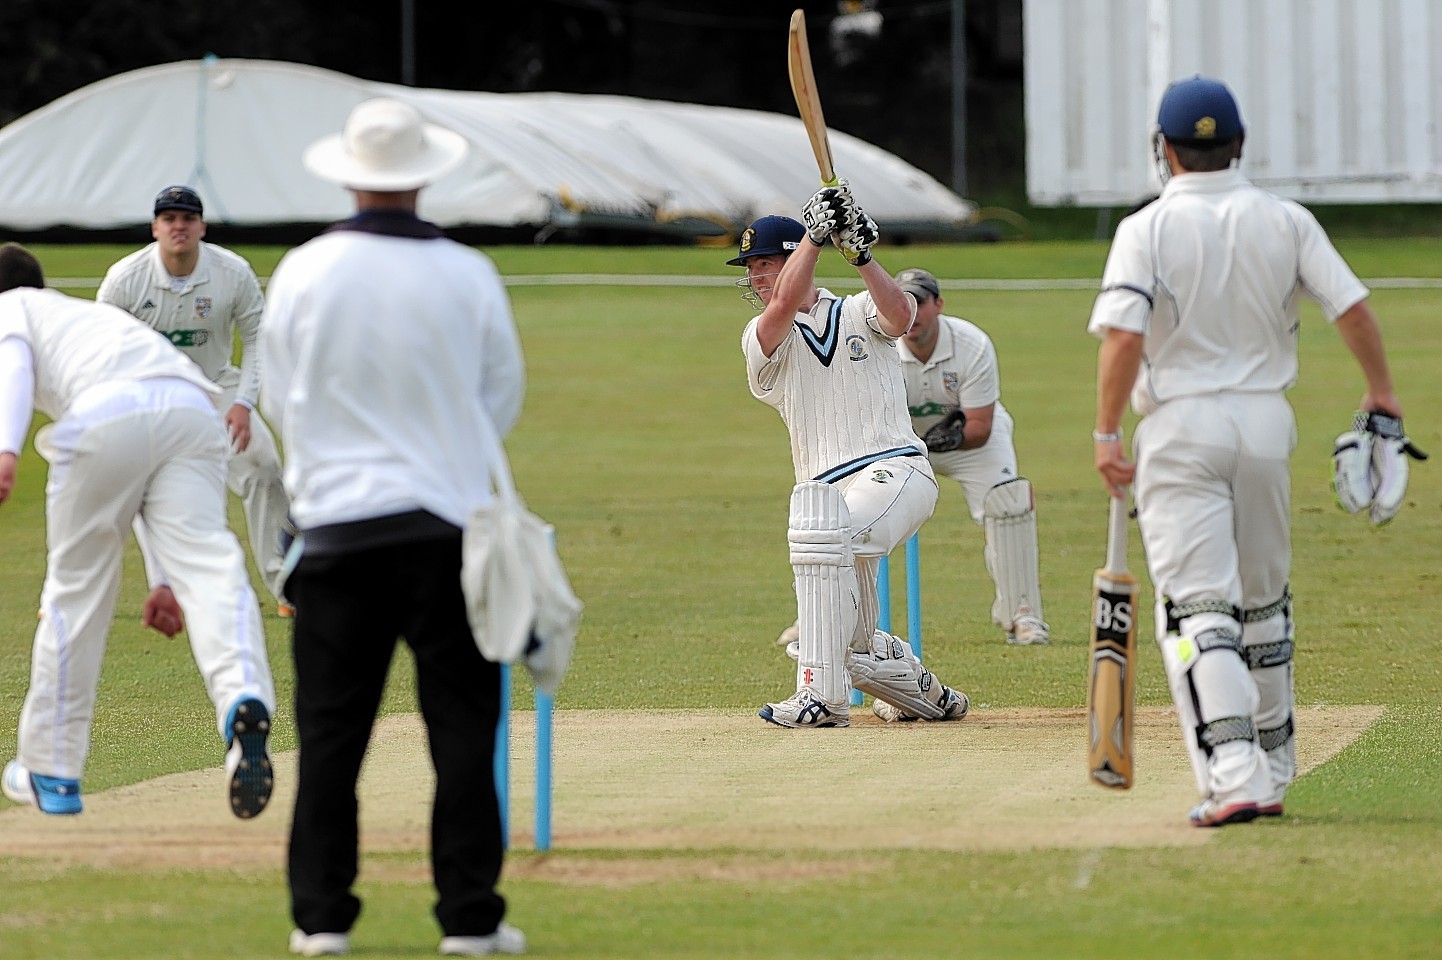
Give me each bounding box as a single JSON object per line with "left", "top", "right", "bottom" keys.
{"left": 760, "top": 688, "right": 850, "bottom": 728}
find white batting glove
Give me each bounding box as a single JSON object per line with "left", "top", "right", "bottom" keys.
{"left": 832, "top": 205, "right": 879, "bottom": 266}
{"left": 801, "top": 184, "right": 852, "bottom": 246}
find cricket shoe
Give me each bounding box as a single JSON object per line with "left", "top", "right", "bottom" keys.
{"left": 1188, "top": 798, "right": 1262, "bottom": 828}
{"left": 2, "top": 759, "right": 83, "bottom": 815}
{"left": 289, "top": 930, "right": 349, "bottom": 956}
{"left": 439, "top": 922, "right": 528, "bottom": 956}
{"left": 1007, "top": 615, "right": 1051, "bottom": 646}
{"left": 872, "top": 686, "right": 970, "bottom": 723}
{"left": 775, "top": 620, "right": 799, "bottom": 646}
{"left": 226, "top": 698, "right": 274, "bottom": 819}
{"left": 760, "top": 689, "right": 849, "bottom": 728}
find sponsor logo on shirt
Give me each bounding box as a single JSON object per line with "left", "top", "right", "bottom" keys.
{"left": 166, "top": 329, "right": 212, "bottom": 347}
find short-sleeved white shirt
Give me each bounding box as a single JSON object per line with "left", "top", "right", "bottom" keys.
{"left": 898, "top": 312, "right": 1008, "bottom": 431}
{"left": 1086, "top": 168, "right": 1369, "bottom": 415}
{"left": 0, "top": 287, "right": 215, "bottom": 422}
{"left": 743, "top": 287, "right": 925, "bottom": 483}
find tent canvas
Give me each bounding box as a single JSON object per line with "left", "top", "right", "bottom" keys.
{"left": 0, "top": 58, "right": 976, "bottom": 239}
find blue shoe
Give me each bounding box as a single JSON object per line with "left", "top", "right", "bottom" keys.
{"left": 225, "top": 699, "right": 274, "bottom": 819}
{"left": 2, "top": 759, "right": 83, "bottom": 815}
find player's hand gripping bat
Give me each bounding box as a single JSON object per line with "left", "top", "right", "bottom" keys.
{"left": 788, "top": 9, "right": 838, "bottom": 186}
{"left": 1088, "top": 491, "right": 1137, "bottom": 789}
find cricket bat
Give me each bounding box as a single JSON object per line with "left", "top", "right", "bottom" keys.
{"left": 1087, "top": 491, "right": 1137, "bottom": 789}
{"left": 787, "top": 9, "right": 839, "bottom": 186}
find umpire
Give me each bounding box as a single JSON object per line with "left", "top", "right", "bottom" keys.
{"left": 260, "top": 99, "right": 527, "bottom": 957}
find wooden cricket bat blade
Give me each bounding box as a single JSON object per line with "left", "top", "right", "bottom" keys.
{"left": 787, "top": 9, "right": 838, "bottom": 186}
{"left": 1087, "top": 495, "right": 1137, "bottom": 790}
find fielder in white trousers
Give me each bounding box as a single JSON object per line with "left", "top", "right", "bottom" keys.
{"left": 21, "top": 380, "right": 274, "bottom": 781}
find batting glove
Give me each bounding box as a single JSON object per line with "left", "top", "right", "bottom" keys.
{"left": 801, "top": 184, "right": 852, "bottom": 246}
{"left": 1361, "top": 412, "right": 1428, "bottom": 525}
{"left": 832, "top": 206, "right": 879, "bottom": 266}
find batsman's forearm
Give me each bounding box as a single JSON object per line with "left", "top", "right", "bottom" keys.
{"left": 1095, "top": 329, "right": 1144, "bottom": 434}
{"left": 1334, "top": 300, "right": 1396, "bottom": 403}
{"left": 857, "top": 259, "right": 914, "bottom": 337}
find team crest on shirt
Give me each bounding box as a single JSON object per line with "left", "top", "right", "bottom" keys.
{"left": 871, "top": 468, "right": 894, "bottom": 483}
{"left": 846, "top": 335, "right": 868, "bottom": 361}
{"left": 194, "top": 297, "right": 212, "bottom": 318}
{"left": 943, "top": 371, "right": 959, "bottom": 393}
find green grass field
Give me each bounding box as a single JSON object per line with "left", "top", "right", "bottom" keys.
{"left": 1, "top": 240, "right": 1439, "bottom": 958}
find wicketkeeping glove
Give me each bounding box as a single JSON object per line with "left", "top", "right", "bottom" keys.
{"left": 922, "top": 409, "right": 967, "bottom": 453}
{"left": 832, "top": 205, "right": 879, "bottom": 266}
{"left": 801, "top": 183, "right": 853, "bottom": 246}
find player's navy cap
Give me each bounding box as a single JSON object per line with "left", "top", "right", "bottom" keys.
{"left": 727, "top": 215, "right": 806, "bottom": 266}
{"left": 1157, "top": 76, "right": 1244, "bottom": 143}
{"left": 154, "top": 185, "right": 204, "bottom": 216}
{"left": 895, "top": 268, "right": 941, "bottom": 299}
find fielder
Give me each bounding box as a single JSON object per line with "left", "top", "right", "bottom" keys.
{"left": 1090, "top": 76, "right": 1406, "bottom": 826}
{"left": 733, "top": 189, "right": 968, "bottom": 729}
{"left": 894, "top": 266, "right": 1049, "bottom": 646}
{"left": 98, "top": 185, "right": 292, "bottom": 614}
{"left": 0, "top": 244, "right": 275, "bottom": 819}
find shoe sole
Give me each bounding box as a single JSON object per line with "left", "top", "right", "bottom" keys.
{"left": 1258, "top": 804, "right": 1284, "bottom": 818}
{"left": 229, "top": 700, "right": 274, "bottom": 819}
{"left": 758, "top": 706, "right": 849, "bottom": 729}
{"left": 1190, "top": 801, "right": 1261, "bottom": 827}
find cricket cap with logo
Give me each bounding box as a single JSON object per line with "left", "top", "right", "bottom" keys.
{"left": 154, "top": 185, "right": 204, "bottom": 217}
{"left": 895, "top": 267, "right": 941, "bottom": 300}
{"left": 1157, "top": 75, "right": 1244, "bottom": 144}
{"left": 727, "top": 215, "right": 806, "bottom": 266}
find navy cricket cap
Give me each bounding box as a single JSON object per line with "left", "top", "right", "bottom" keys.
{"left": 895, "top": 268, "right": 941, "bottom": 299}
{"left": 727, "top": 215, "right": 806, "bottom": 266}
{"left": 1157, "top": 76, "right": 1244, "bottom": 144}
{"left": 154, "top": 185, "right": 204, "bottom": 216}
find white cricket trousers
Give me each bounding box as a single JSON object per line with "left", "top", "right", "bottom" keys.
{"left": 839, "top": 455, "right": 939, "bottom": 650}
{"left": 212, "top": 368, "right": 290, "bottom": 602}
{"left": 19, "top": 378, "right": 274, "bottom": 781}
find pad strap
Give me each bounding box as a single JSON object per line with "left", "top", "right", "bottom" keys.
{"left": 1198, "top": 715, "right": 1257, "bottom": 750}
{"left": 1193, "top": 627, "right": 1244, "bottom": 655}
{"left": 1165, "top": 597, "right": 1242, "bottom": 634}
{"left": 1259, "top": 715, "right": 1295, "bottom": 752}
{"left": 1243, "top": 588, "right": 1292, "bottom": 623}
{"left": 1244, "top": 639, "right": 1294, "bottom": 669}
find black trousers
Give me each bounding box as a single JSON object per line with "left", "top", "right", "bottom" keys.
{"left": 286, "top": 531, "right": 506, "bottom": 937}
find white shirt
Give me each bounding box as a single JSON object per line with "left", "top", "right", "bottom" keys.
{"left": 743, "top": 287, "right": 924, "bottom": 482}
{"left": 1086, "top": 168, "right": 1369, "bottom": 415}
{"left": 98, "top": 242, "right": 267, "bottom": 408}
{"left": 898, "top": 313, "right": 1009, "bottom": 434}
{"left": 260, "top": 226, "right": 525, "bottom": 531}
{"left": 0, "top": 288, "right": 216, "bottom": 452}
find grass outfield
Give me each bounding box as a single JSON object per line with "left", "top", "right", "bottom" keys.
{"left": 1, "top": 240, "right": 1439, "bottom": 958}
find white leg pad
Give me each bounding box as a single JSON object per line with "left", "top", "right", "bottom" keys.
{"left": 1243, "top": 596, "right": 1296, "bottom": 801}
{"left": 789, "top": 481, "right": 857, "bottom": 706}
{"left": 1156, "top": 608, "right": 1273, "bottom": 802}
{"left": 983, "top": 478, "right": 1047, "bottom": 635}
{"left": 848, "top": 632, "right": 959, "bottom": 721}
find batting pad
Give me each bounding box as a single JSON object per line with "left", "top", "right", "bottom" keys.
{"left": 788, "top": 481, "right": 857, "bottom": 706}
{"left": 983, "top": 478, "right": 1044, "bottom": 631}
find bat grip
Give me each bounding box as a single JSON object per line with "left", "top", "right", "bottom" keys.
{"left": 1105, "top": 490, "right": 1129, "bottom": 573}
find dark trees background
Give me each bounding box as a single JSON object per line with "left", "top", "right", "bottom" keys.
{"left": 0, "top": 0, "right": 1026, "bottom": 204}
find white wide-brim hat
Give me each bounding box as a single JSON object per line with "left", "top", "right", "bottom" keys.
{"left": 303, "top": 98, "right": 468, "bottom": 191}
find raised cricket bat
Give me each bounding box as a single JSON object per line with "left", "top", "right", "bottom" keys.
{"left": 788, "top": 9, "right": 839, "bottom": 186}
{"left": 1088, "top": 491, "right": 1137, "bottom": 789}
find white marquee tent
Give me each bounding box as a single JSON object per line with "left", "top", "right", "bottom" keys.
{"left": 0, "top": 58, "right": 976, "bottom": 239}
